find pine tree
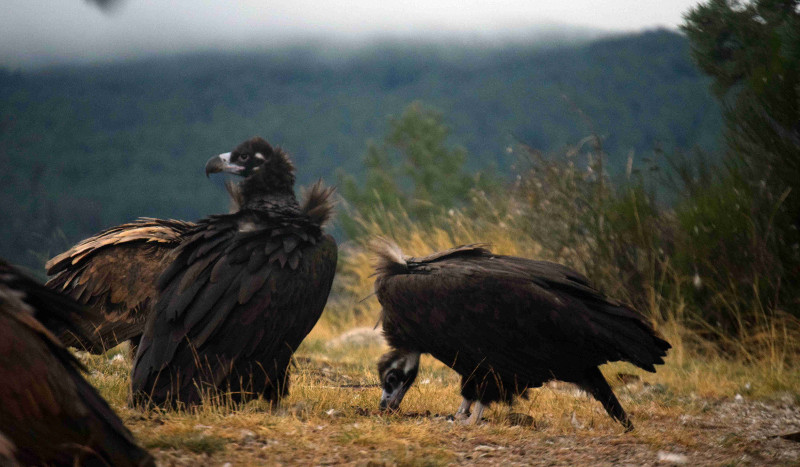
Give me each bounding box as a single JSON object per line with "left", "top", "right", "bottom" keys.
{"left": 681, "top": 0, "right": 800, "bottom": 315}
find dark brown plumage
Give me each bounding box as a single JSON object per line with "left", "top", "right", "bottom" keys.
{"left": 46, "top": 218, "right": 193, "bottom": 353}
{"left": 130, "top": 137, "right": 337, "bottom": 407}
{"left": 372, "top": 239, "right": 671, "bottom": 430}
{"left": 0, "top": 259, "right": 154, "bottom": 467}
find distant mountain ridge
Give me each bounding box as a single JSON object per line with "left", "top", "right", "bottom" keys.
{"left": 0, "top": 29, "right": 721, "bottom": 271}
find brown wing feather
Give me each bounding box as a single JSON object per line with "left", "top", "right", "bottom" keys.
{"left": 0, "top": 260, "right": 154, "bottom": 467}
{"left": 46, "top": 218, "right": 194, "bottom": 353}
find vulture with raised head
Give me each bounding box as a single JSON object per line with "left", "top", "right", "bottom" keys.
{"left": 46, "top": 218, "right": 193, "bottom": 353}
{"left": 0, "top": 259, "right": 154, "bottom": 467}
{"left": 372, "top": 240, "right": 670, "bottom": 431}
{"left": 130, "top": 137, "right": 337, "bottom": 407}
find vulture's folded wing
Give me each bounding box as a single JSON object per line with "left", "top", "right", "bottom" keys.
{"left": 131, "top": 215, "right": 337, "bottom": 406}
{"left": 46, "top": 218, "right": 194, "bottom": 352}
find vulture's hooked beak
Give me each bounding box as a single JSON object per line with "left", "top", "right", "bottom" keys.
{"left": 205, "top": 152, "right": 243, "bottom": 178}
{"left": 379, "top": 385, "right": 410, "bottom": 412}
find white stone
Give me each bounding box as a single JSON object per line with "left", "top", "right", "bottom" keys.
{"left": 657, "top": 451, "right": 688, "bottom": 464}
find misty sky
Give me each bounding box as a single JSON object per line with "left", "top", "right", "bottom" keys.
{"left": 2, "top": 0, "right": 702, "bottom": 68}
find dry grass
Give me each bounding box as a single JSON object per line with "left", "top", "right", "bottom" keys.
{"left": 80, "top": 306, "right": 800, "bottom": 465}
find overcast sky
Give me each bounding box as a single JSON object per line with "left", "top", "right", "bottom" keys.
{"left": 2, "top": 0, "right": 702, "bottom": 68}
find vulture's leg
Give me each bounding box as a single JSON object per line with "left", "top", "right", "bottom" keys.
{"left": 579, "top": 367, "right": 634, "bottom": 432}
{"left": 462, "top": 401, "right": 486, "bottom": 425}
{"left": 454, "top": 397, "right": 473, "bottom": 420}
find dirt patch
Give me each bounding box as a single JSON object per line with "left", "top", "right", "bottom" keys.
{"left": 131, "top": 396, "right": 800, "bottom": 466}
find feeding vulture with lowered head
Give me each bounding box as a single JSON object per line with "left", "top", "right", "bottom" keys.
{"left": 130, "top": 137, "right": 337, "bottom": 407}
{"left": 372, "top": 240, "right": 671, "bottom": 431}
{"left": 0, "top": 259, "right": 154, "bottom": 467}
{"left": 45, "top": 218, "right": 194, "bottom": 354}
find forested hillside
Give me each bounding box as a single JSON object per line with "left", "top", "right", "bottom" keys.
{"left": 0, "top": 29, "right": 721, "bottom": 271}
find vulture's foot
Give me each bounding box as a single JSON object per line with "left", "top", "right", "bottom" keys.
{"left": 460, "top": 401, "right": 486, "bottom": 425}
{"left": 454, "top": 397, "right": 473, "bottom": 421}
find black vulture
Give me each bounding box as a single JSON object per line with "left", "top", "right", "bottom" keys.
{"left": 130, "top": 136, "right": 337, "bottom": 407}
{"left": 46, "top": 218, "right": 194, "bottom": 353}
{"left": 0, "top": 259, "right": 154, "bottom": 466}
{"left": 372, "top": 240, "right": 671, "bottom": 430}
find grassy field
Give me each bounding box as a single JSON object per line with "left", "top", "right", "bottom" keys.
{"left": 82, "top": 324, "right": 800, "bottom": 466}
{"left": 80, "top": 235, "right": 800, "bottom": 466}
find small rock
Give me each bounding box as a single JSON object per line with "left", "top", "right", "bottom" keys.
{"left": 779, "top": 392, "right": 795, "bottom": 405}
{"left": 326, "top": 408, "right": 340, "bottom": 417}
{"left": 239, "top": 429, "right": 256, "bottom": 442}
{"left": 657, "top": 451, "right": 688, "bottom": 464}
{"left": 474, "top": 445, "right": 496, "bottom": 452}
{"left": 110, "top": 354, "right": 126, "bottom": 365}
{"left": 222, "top": 463, "right": 232, "bottom": 467}
{"left": 326, "top": 327, "right": 386, "bottom": 349}
{"left": 570, "top": 412, "right": 584, "bottom": 429}
{"left": 734, "top": 394, "right": 744, "bottom": 402}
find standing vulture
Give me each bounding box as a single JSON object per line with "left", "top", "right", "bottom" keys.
{"left": 46, "top": 218, "right": 194, "bottom": 353}
{"left": 130, "top": 137, "right": 337, "bottom": 407}
{"left": 372, "top": 240, "right": 670, "bottom": 431}
{"left": 0, "top": 259, "right": 154, "bottom": 467}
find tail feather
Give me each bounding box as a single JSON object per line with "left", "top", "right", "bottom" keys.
{"left": 589, "top": 303, "right": 671, "bottom": 372}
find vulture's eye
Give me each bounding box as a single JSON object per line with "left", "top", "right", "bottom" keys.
{"left": 385, "top": 372, "right": 398, "bottom": 387}
{"left": 240, "top": 153, "right": 250, "bottom": 161}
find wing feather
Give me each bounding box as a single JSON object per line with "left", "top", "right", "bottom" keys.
{"left": 45, "top": 218, "right": 192, "bottom": 352}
